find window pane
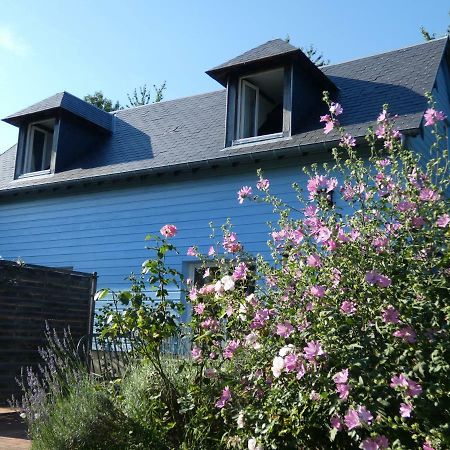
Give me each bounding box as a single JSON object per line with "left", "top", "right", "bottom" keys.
{"left": 31, "top": 130, "right": 45, "bottom": 172}
{"left": 241, "top": 84, "right": 257, "bottom": 138}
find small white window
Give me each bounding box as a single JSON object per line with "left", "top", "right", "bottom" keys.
{"left": 238, "top": 80, "right": 259, "bottom": 139}
{"left": 20, "top": 119, "right": 55, "bottom": 175}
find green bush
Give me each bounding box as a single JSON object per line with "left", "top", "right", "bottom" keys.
{"left": 30, "top": 380, "right": 149, "bottom": 450}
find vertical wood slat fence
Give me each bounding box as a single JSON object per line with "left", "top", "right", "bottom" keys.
{"left": 0, "top": 260, "right": 96, "bottom": 404}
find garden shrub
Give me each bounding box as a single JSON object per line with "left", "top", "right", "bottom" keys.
{"left": 100, "top": 94, "right": 449, "bottom": 449}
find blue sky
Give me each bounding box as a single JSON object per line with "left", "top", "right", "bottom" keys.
{"left": 0, "top": 0, "right": 448, "bottom": 152}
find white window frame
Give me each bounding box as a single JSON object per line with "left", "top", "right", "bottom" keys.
{"left": 21, "top": 122, "right": 53, "bottom": 176}
{"left": 236, "top": 79, "right": 260, "bottom": 140}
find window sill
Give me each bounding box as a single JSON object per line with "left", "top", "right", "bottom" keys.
{"left": 15, "top": 169, "right": 52, "bottom": 180}
{"left": 232, "top": 132, "right": 284, "bottom": 146}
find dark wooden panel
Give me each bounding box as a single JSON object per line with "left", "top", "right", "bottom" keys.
{"left": 0, "top": 261, "right": 96, "bottom": 404}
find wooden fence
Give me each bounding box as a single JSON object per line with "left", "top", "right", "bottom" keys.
{"left": 0, "top": 260, "right": 96, "bottom": 404}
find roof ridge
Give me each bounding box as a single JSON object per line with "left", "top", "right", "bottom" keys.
{"left": 113, "top": 89, "right": 225, "bottom": 114}
{"left": 322, "top": 36, "right": 448, "bottom": 69}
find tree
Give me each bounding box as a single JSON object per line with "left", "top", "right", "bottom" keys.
{"left": 83, "top": 91, "right": 122, "bottom": 112}
{"left": 285, "top": 35, "right": 329, "bottom": 67}
{"left": 421, "top": 11, "right": 450, "bottom": 41}
{"left": 126, "top": 82, "right": 167, "bottom": 108}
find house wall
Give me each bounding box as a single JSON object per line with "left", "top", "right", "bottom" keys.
{"left": 0, "top": 152, "right": 344, "bottom": 313}
{"left": 407, "top": 63, "right": 450, "bottom": 163}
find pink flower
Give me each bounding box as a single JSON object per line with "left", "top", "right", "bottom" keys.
{"left": 377, "top": 109, "right": 388, "bottom": 123}
{"left": 237, "top": 186, "right": 253, "bottom": 204}
{"left": 189, "top": 287, "right": 198, "bottom": 301}
{"left": 194, "top": 303, "right": 205, "bottom": 315}
{"left": 191, "top": 346, "right": 202, "bottom": 361}
{"left": 382, "top": 305, "right": 400, "bottom": 324}
{"left": 160, "top": 224, "right": 177, "bottom": 238}
{"left": 333, "top": 368, "right": 349, "bottom": 384}
{"left": 310, "top": 285, "right": 326, "bottom": 298}
{"left": 233, "top": 262, "right": 249, "bottom": 281}
{"left": 330, "top": 102, "right": 343, "bottom": 115}
{"left": 256, "top": 178, "right": 270, "bottom": 191}
{"left": 276, "top": 321, "right": 295, "bottom": 338}
{"left": 307, "top": 175, "right": 338, "bottom": 199}
{"left": 423, "top": 442, "right": 436, "bottom": 450}
{"left": 406, "top": 379, "right": 422, "bottom": 397}
{"left": 400, "top": 402, "right": 413, "bottom": 418}
{"left": 336, "top": 383, "right": 350, "bottom": 400}
{"left": 200, "top": 317, "right": 220, "bottom": 332}
{"left": 344, "top": 408, "right": 360, "bottom": 430}
{"left": 316, "top": 226, "right": 332, "bottom": 243}
{"left": 339, "top": 133, "right": 356, "bottom": 148}
{"left": 306, "top": 254, "right": 322, "bottom": 267}
{"left": 303, "top": 340, "right": 325, "bottom": 361}
{"left": 412, "top": 216, "right": 425, "bottom": 228}
{"left": 330, "top": 415, "right": 343, "bottom": 431}
{"left": 361, "top": 438, "right": 379, "bottom": 450}
{"left": 365, "top": 270, "right": 391, "bottom": 288}
{"left": 424, "top": 108, "right": 446, "bottom": 126}
{"left": 376, "top": 436, "right": 390, "bottom": 449}
{"left": 187, "top": 246, "right": 198, "bottom": 256}
{"left": 419, "top": 188, "right": 439, "bottom": 202}
{"left": 309, "top": 390, "right": 320, "bottom": 401}
{"left": 393, "top": 326, "right": 416, "bottom": 343}
{"left": 215, "top": 386, "right": 231, "bottom": 408}
{"left": 223, "top": 232, "right": 242, "bottom": 253}
{"left": 390, "top": 374, "right": 409, "bottom": 389}
{"left": 357, "top": 405, "right": 373, "bottom": 425}
{"left": 340, "top": 300, "right": 356, "bottom": 315}
{"left": 223, "top": 339, "right": 240, "bottom": 359}
{"left": 204, "top": 368, "right": 218, "bottom": 378}
{"left": 284, "top": 353, "right": 298, "bottom": 372}
{"left": 436, "top": 214, "right": 450, "bottom": 228}
{"left": 208, "top": 246, "right": 216, "bottom": 256}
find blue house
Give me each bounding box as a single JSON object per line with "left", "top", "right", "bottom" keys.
{"left": 0, "top": 38, "right": 449, "bottom": 309}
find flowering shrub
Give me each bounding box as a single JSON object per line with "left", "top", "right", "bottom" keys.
{"left": 99, "top": 94, "right": 449, "bottom": 449}
{"left": 183, "top": 95, "right": 449, "bottom": 449}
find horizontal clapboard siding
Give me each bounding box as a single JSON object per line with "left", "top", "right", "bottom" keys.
{"left": 0, "top": 157, "right": 334, "bottom": 295}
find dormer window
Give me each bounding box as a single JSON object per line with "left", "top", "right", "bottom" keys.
{"left": 17, "top": 119, "right": 56, "bottom": 176}
{"left": 237, "top": 68, "right": 284, "bottom": 141}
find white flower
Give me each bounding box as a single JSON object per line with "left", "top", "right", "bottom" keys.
{"left": 245, "top": 332, "right": 261, "bottom": 349}
{"left": 279, "top": 344, "right": 295, "bottom": 357}
{"left": 237, "top": 410, "right": 245, "bottom": 429}
{"left": 248, "top": 438, "right": 263, "bottom": 450}
{"left": 214, "top": 280, "right": 224, "bottom": 295}
{"left": 221, "top": 275, "right": 235, "bottom": 291}
{"left": 272, "top": 356, "right": 285, "bottom": 378}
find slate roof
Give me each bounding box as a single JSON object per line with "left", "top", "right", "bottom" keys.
{"left": 207, "top": 38, "right": 298, "bottom": 73}
{"left": 4, "top": 91, "right": 113, "bottom": 131}
{"left": 0, "top": 37, "right": 448, "bottom": 196}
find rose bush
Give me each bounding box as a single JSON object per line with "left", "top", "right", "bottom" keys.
{"left": 99, "top": 94, "right": 449, "bottom": 449}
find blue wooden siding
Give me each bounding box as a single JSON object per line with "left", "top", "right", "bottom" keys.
{"left": 0, "top": 155, "right": 343, "bottom": 305}
{"left": 407, "top": 63, "right": 450, "bottom": 162}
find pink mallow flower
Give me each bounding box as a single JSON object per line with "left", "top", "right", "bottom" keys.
{"left": 340, "top": 300, "right": 356, "bottom": 316}
{"left": 436, "top": 214, "right": 450, "bottom": 228}
{"left": 329, "top": 102, "right": 343, "bottom": 115}
{"left": 237, "top": 186, "right": 253, "bottom": 204}
{"left": 223, "top": 339, "right": 240, "bottom": 359}
{"left": 276, "top": 321, "right": 295, "bottom": 338}
{"left": 400, "top": 402, "right": 413, "bottom": 418}
{"left": 284, "top": 353, "right": 298, "bottom": 372}
{"left": 256, "top": 178, "right": 270, "bottom": 191}
{"left": 339, "top": 133, "right": 356, "bottom": 148}
{"left": 306, "top": 254, "right": 322, "bottom": 267}
{"left": 303, "top": 340, "right": 325, "bottom": 361}
{"left": 307, "top": 175, "right": 338, "bottom": 199}
{"left": 362, "top": 436, "right": 389, "bottom": 450}
{"left": 365, "top": 271, "right": 391, "bottom": 288}
{"left": 423, "top": 442, "right": 436, "bottom": 450}
{"left": 215, "top": 386, "right": 231, "bottom": 408}
{"left": 194, "top": 303, "right": 205, "bottom": 315}
{"left": 330, "top": 415, "right": 343, "bottom": 431}
{"left": 382, "top": 305, "right": 400, "bottom": 324}
{"left": 223, "top": 232, "right": 242, "bottom": 253}
{"left": 419, "top": 187, "right": 439, "bottom": 202}
{"left": 336, "top": 383, "right": 350, "bottom": 401}
{"left": 187, "top": 246, "right": 198, "bottom": 256}
{"left": 344, "top": 408, "right": 360, "bottom": 430}
{"left": 393, "top": 326, "right": 416, "bottom": 344}
{"left": 424, "top": 108, "right": 446, "bottom": 126}
{"left": 160, "top": 224, "right": 177, "bottom": 238}
{"left": 310, "top": 285, "right": 326, "bottom": 298}
{"left": 191, "top": 346, "right": 202, "bottom": 361}
{"left": 233, "top": 262, "right": 249, "bottom": 281}
{"left": 333, "top": 368, "right": 349, "bottom": 384}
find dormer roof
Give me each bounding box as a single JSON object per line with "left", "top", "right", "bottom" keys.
{"left": 206, "top": 38, "right": 336, "bottom": 91}
{"left": 3, "top": 91, "right": 113, "bottom": 132}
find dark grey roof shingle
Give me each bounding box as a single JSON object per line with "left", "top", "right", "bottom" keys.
{"left": 4, "top": 91, "right": 113, "bottom": 131}
{"left": 0, "top": 37, "right": 447, "bottom": 195}
{"left": 207, "top": 38, "right": 298, "bottom": 72}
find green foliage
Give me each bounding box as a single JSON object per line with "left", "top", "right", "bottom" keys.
{"left": 126, "top": 82, "right": 167, "bottom": 107}
{"left": 30, "top": 380, "right": 149, "bottom": 450}
{"left": 83, "top": 91, "right": 122, "bottom": 112}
